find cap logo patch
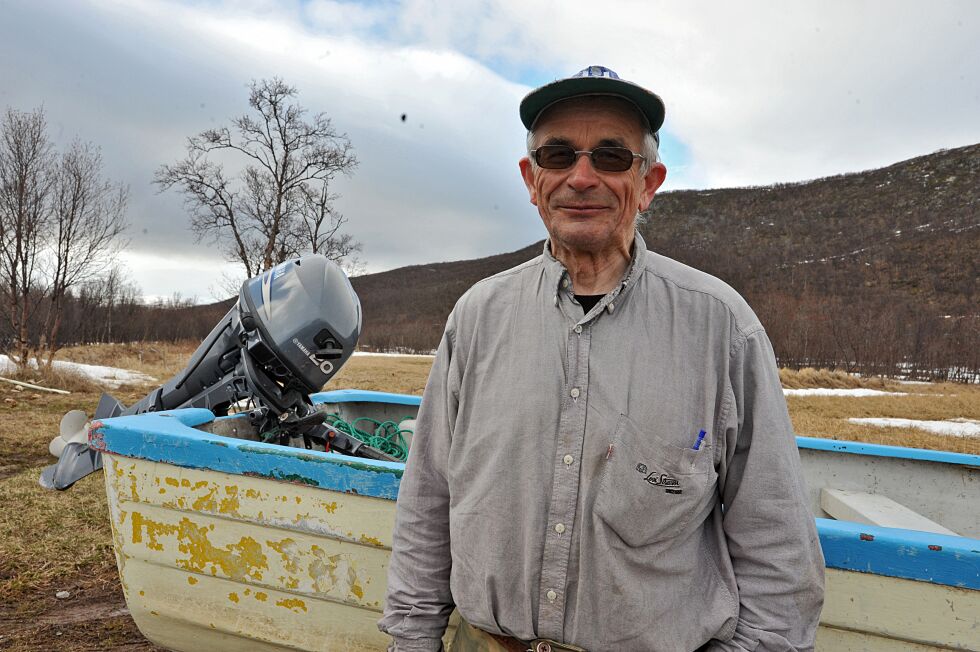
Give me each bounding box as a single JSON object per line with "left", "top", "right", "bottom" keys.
{"left": 575, "top": 66, "right": 620, "bottom": 80}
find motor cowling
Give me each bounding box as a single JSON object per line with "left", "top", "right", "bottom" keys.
{"left": 238, "top": 256, "right": 361, "bottom": 403}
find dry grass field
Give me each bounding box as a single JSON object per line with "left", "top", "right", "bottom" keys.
{"left": 326, "top": 354, "right": 434, "bottom": 395}
{"left": 54, "top": 341, "right": 195, "bottom": 384}
{"left": 779, "top": 368, "right": 979, "bottom": 455}
{"left": 0, "top": 342, "right": 977, "bottom": 650}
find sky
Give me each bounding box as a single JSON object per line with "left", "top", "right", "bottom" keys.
{"left": 1, "top": 0, "right": 977, "bottom": 302}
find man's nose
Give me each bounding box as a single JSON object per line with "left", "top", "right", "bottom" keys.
{"left": 566, "top": 152, "right": 600, "bottom": 190}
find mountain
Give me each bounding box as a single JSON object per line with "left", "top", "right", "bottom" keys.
{"left": 641, "top": 143, "right": 979, "bottom": 313}
{"left": 350, "top": 143, "right": 979, "bottom": 380}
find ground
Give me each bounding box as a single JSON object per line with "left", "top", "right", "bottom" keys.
{"left": 0, "top": 342, "right": 976, "bottom": 651}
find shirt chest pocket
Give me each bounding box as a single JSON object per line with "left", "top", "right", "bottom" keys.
{"left": 593, "top": 414, "right": 718, "bottom": 547}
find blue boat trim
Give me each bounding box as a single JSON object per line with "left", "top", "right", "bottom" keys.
{"left": 797, "top": 436, "right": 980, "bottom": 467}
{"left": 816, "top": 518, "right": 980, "bottom": 590}
{"left": 92, "top": 410, "right": 404, "bottom": 499}
{"left": 312, "top": 389, "right": 422, "bottom": 407}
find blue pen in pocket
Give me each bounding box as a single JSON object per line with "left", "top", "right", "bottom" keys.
{"left": 693, "top": 429, "right": 706, "bottom": 450}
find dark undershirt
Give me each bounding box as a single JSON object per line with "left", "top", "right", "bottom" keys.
{"left": 575, "top": 294, "right": 604, "bottom": 314}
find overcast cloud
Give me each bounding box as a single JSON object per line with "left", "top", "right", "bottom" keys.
{"left": 1, "top": 0, "right": 977, "bottom": 301}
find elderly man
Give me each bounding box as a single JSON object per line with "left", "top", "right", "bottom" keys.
{"left": 380, "top": 66, "right": 824, "bottom": 652}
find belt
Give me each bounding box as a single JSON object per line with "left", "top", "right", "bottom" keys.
{"left": 486, "top": 632, "right": 587, "bottom": 652}
{"left": 458, "top": 621, "right": 710, "bottom": 652}
{"left": 487, "top": 633, "right": 707, "bottom": 652}
{"left": 452, "top": 618, "right": 588, "bottom": 652}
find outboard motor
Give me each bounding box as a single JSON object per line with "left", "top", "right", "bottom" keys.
{"left": 40, "top": 255, "right": 363, "bottom": 490}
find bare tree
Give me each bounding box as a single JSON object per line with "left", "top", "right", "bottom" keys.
{"left": 299, "top": 181, "right": 363, "bottom": 274}
{"left": 41, "top": 140, "right": 128, "bottom": 364}
{"left": 0, "top": 107, "right": 53, "bottom": 365}
{"left": 0, "top": 107, "right": 130, "bottom": 368}
{"left": 155, "top": 78, "right": 360, "bottom": 278}
{"left": 100, "top": 265, "right": 142, "bottom": 343}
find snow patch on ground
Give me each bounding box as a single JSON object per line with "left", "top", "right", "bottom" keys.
{"left": 783, "top": 388, "right": 908, "bottom": 397}
{"left": 353, "top": 351, "right": 435, "bottom": 358}
{"left": 848, "top": 417, "right": 980, "bottom": 438}
{"left": 0, "top": 355, "right": 156, "bottom": 388}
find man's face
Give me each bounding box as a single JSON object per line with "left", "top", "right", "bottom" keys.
{"left": 519, "top": 97, "right": 667, "bottom": 257}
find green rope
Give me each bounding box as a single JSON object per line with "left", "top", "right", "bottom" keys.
{"left": 260, "top": 428, "right": 280, "bottom": 443}
{"left": 324, "top": 413, "right": 413, "bottom": 461}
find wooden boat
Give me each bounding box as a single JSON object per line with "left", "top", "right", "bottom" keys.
{"left": 92, "top": 389, "right": 979, "bottom": 651}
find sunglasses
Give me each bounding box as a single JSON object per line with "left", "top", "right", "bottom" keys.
{"left": 531, "top": 145, "right": 646, "bottom": 172}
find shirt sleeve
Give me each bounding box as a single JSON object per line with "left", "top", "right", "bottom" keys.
{"left": 709, "top": 329, "right": 825, "bottom": 652}
{"left": 378, "top": 317, "right": 460, "bottom": 651}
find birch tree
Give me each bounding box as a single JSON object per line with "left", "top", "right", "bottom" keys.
{"left": 0, "top": 107, "right": 129, "bottom": 368}
{"left": 42, "top": 140, "right": 128, "bottom": 364}
{"left": 0, "top": 107, "right": 53, "bottom": 365}
{"left": 155, "top": 78, "right": 360, "bottom": 281}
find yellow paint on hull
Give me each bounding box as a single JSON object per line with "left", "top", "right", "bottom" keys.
{"left": 104, "top": 453, "right": 454, "bottom": 651}
{"left": 105, "top": 454, "right": 976, "bottom": 651}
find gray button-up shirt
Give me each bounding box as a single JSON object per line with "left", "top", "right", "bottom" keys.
{"left": 380, "top": 232, "right": 824, "bottom": 652}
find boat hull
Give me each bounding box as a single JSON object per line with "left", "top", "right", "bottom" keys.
{"left": 95, "top": 391, "right": 979, "bottom": 652}
{"left": 103, "top": 453, "right": 412, "bottom": 651}
{"left": 819, "top": 569, "right": 978, "bottom": 650}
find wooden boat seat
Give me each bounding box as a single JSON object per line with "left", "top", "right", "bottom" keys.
{"left": 820, "top": 488, "right": 958, "bottom": 535}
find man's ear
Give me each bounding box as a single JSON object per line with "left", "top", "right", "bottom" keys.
{"left": 519, "top": 157, "right": 538, "bottom": 206}
{"left": 639, "top": 162, "right": 667, "bottom": 211}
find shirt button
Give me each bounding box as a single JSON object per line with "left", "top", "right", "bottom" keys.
{"left": 573, "top": 325, "right": 582, "bottom": 334}
{"left": 554, "top": 523, "right": 565, "bottom": 534}
{"left": 562, "top": 279, "right": 569, "bottom": 288}
{"left": 569, "top": 387, "right": 580, "bottom": 398}
{"left": 607, "top": 302, "right": 615, "bottom": 313}
{"left": 546, "top": 589, "right": 557, "bottom": 602}
{"left": 563, "top": 454, "right": 574, "bottom": 465}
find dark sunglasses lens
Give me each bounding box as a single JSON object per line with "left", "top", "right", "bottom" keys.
{"left": 534, "top": 146, "right": 635, "bottom": 171}
{"left": 535, "top": 146, "right": 576, "bottom": 169}
{"left": 591, "top": 147, "right": 634, "bottom": 171}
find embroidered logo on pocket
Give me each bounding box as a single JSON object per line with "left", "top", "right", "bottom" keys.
{"left": 635, "top": 463, "right": 682, "bottom": 494}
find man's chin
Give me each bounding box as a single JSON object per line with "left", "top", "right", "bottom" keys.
{"left": 551, "top": 225, "right": 623, "bottom": 254}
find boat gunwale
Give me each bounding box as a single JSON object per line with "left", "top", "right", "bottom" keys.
{"left": 816, "top": 517, "right": 980, "bottom": 590}
{"left": 311, "top": 389, "right": 422, "bottom": 407}
{"left": 91, "top": 408, "right": 403, "bottom": 500}
{"left": 797, "top": 436, "right": 980, "bottom": 467}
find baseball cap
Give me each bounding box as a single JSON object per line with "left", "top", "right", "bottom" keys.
{"left": 519, "top": 66, "right": 665, "bottom": 144}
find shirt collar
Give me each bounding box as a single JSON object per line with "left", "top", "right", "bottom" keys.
{"left": 543, "top": 230, "right": 647, "bottom": 320}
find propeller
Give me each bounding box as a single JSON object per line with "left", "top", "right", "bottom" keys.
{"left": 48, "top": 410, "right": 89, "bottom": 459}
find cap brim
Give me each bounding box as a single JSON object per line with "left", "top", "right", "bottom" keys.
{"left": 520, "top": 76, "right": 665, "bottom": 135}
